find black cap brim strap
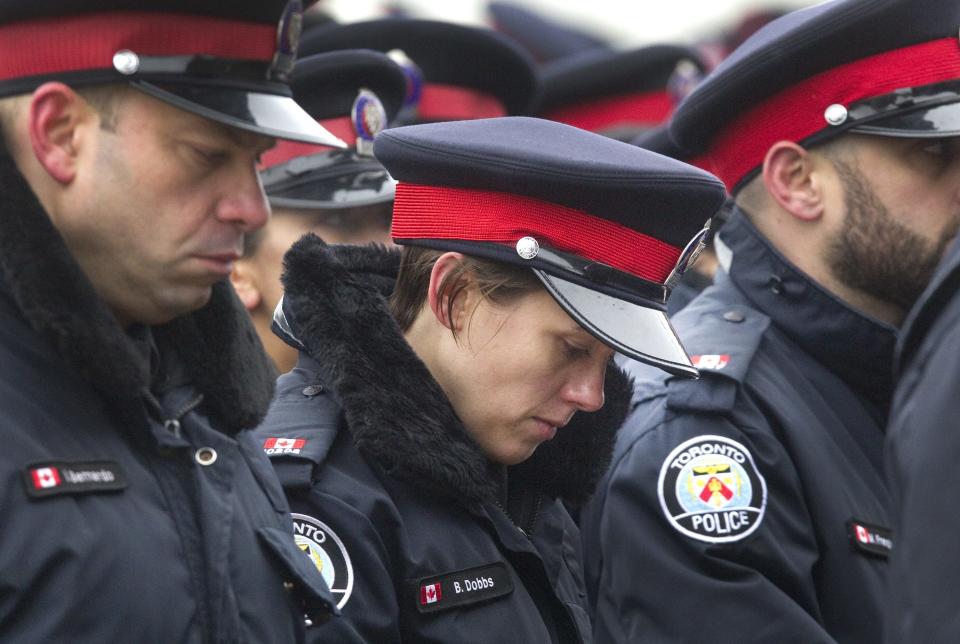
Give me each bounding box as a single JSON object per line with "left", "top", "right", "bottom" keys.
{"left": 134, "top": 81, "right": 346, "bottom": 146}
{"left": 534, "top": 270, "right": 698, "bottom": 378}
{"left": 851, "top": 102, "right": 960, "bottom": 138}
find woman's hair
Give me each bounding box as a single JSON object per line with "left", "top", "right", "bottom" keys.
{"left": 389, "top": 246, "right": 541, "bottom": 338}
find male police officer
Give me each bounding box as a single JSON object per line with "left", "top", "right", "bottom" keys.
{"left": 580, "top": 1, "right": 960, "bottom": 641}
{"left": 233, "top": 49, "right": 407, "bottom": 373}
{"left": 0, "top": 2, "right": 344, "bottom": 640}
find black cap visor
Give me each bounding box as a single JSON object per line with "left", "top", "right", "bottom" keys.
{"left": 264, "top": 152, "right": 396, "bottom": 209}
{"left": 133, "top": 81, "right": 346, "bottom": 146}
{"left": 852, "top": 101, "right": 960, "bottom": 138}
{"left": 843, "top": 81, "right": 960, "bottom": 139}
{"left": 534, "top": 270, "right": 697, "bottom": 378}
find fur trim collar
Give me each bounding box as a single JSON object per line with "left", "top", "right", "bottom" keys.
{"left": 281, "top": 235, "right": 632, "bottom": 506}
{"left": 0, "top": 140, "right": 274, "bottom": 433}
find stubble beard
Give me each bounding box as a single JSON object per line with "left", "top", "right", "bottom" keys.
{"left": 824, "top": 158, "right": 957, "bottom": 314}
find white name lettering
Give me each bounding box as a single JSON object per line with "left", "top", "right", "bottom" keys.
{"left": 671, "top": 444, "right": 746, "bottom": 469}
{"left": 691, "top": 511, "right": 752, "bottom": 534}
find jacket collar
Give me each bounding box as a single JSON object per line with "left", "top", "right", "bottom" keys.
{"left": 718, "top": 207, "right": 896, "bottom": 408}
{"left": 0, "top": 139, "right": 275, "bottom": 433}
{"left": 280, "top": 235, "right": 633, "bottom": 507}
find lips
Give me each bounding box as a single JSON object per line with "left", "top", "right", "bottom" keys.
{"left": 192, "top": 251, "right": 241, "bottom": 276}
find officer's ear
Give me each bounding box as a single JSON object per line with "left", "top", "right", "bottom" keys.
{"left": 230, "top": 260, "right": 263, "bottom": 312}
{"left": 761, "top": 140, "right": 827, "bottom": 222}
{"left": 427, "top": 252, "right": 472, "bottom": 333}
{"left": 27, "top": 82, "right": 95, "bottom": 185}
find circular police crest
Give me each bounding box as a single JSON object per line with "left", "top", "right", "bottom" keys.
{"left": 657, "top": 435, "right": 767, "bottom": 543}
{"left": 292, "top": 513, "right": 354, "bottom": 609}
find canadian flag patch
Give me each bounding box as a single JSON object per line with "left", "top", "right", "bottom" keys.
{"left": 691, "top": 354, "right": 731, "bottom": 370}
{"left": 420, "top": 583, "right": 442, "bottom": 605}
{"left": 263, "top": 437, "right": 306, "bottom": 455}
{"left": 31, "top": 466, "right": 61, "bottom": 490}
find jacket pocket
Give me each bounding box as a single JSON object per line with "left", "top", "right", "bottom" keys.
{"left": 258, "top": 526, "right": 340, "bottom": 626}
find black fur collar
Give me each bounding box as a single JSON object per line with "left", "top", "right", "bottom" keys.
{"left": 281, "top": 235, "right": 632, "bottom": 507}
{"left": 0, "top": 140, "right": 275, "bottom": 433}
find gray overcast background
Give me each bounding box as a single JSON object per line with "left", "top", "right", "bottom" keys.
{"left": 322, "top": 0, "right": 823, "bottom": 47}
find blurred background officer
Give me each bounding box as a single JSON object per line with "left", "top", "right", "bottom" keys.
{"left": 253, "top": 116, "right": 725, "bottom": 642}
{"left": 232, "top": 49, "right": 407, "bottom": 374}
{"left": 0, "top": 1, "right": 344, "bottom": 640}
{"left": 885, "top": 134, "right": 960, "bottom": 640}
{"left": 299, "top": 18, "right": 542, "bottom": 124}
{"left": 487, "top": 1, "right": 610, "bottom": 64}
{"left": 887, "top": 230, "right": 960, "bottom": 641}
{"left": 539, "top": 45, "right": 705, "bottom": 141}
{"left": 580, "top": 0, "right": 960, "bottom": 641}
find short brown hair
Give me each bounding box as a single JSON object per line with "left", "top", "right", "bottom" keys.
{"left": 389, "top": 246, "right": 541, "bottom": 337}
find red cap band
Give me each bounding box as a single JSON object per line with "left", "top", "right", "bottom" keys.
{"left": 544, "top": 90, "right": 673, "bottom": 132}
{"left": 0, "top": 11, "right": 277, "bottom": 82}
{"left": 418, "top": 83, "right": 507, "bottom": 120}
{"left": 703, "top": 37, "right": 960, "bottom": 189}
{"left": 391, "top": 182, "right": 681, "bottom": 283}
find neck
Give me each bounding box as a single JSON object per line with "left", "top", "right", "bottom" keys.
{"left": 744, "top": 205, "right": 905, "bottom": 327}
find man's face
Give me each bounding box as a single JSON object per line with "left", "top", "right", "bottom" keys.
{"left": 56, "top": 89, "right": 275, "bottom": 326}
{"left": 252, "top": 202, "right": 394, "bottom": 312}
{"left": 824, "top": 135, "right": 960, "bottom": 313}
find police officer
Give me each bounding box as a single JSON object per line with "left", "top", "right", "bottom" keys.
{"left": 298, "top": 18, "right": 542, "bottom": 124}
{"left": 232, "top": 49, "right": 407, "bottom": 374}
{"left": 580, "top": 0, "right": 960, "bottom": 641}
{"left": 254, "top": 116, "right": 725, "bottom": 642}
{"left": 0, "top": 1, "right": 342, "bottom": 640}
{"left": 539, "top": 46, "right": 705, "bottom": 141}
{"left": 487, "top": 1, "right": 609, "bottom": 64}
{"left": 886, "top": 198, "right": 960, "bottom": 635}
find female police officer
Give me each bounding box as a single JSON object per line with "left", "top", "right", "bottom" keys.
{"left": 254, "top": 116, "right": 725, "bottom": 642}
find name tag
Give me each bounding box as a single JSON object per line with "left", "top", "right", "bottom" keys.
{"left": 413, "top": 562, "right": 514, "bottom": 614}
{"left": 847, "top": 519, "right": 893, "bottom": 558}
{"left": 23, "top": 461, "right": 127, "bottom": 499}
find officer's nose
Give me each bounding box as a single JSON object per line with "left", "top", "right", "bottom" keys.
{"left": 562, "top": 362, "right": 606, "bottom": 414}
{"left": 215, "top": 168, "right": 271, "bottom": 232}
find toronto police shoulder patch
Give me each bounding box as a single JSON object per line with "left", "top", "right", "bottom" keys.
{"left": 292, "top": 513, "right": 354, "bottom": 609}
{"left": 657, "top": 435, "right": 767, "bottom": 543}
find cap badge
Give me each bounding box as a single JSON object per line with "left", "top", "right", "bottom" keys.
{"left": 824, "top": 103, "right": 848, "bottom": 126}
{"left": 271, "top": 0, "right": 303, "bottom": 82}
{"left": 516, "top": 236, "right": 540, "bottom": 260}
{"left": 666, "top": 222, "right": 710, "bottom": 287}
{"left": 387, "top": 49, "right": 424, "bottom": 111}
{"left": 668, "top": 60, "right": 704, "bottom": 105}
{"left": 112, "top": 50, "right": 140, "bottom": 76}
{"left": 352, "top": 89, "right": 387, "bottom": 157}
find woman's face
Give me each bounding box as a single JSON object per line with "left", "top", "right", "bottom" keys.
{"left": 440, "top": 287, "right": 615, "bottom": 465}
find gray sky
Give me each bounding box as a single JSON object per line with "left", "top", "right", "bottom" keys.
{"left": 323, "top": 0, "right": 823, "bottom": 47}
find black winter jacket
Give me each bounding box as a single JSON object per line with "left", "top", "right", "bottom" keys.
{"left": 0, "top": 142, "right": 335, "bottom": 642}
{"left": 582, "top": 209, "right": 896, "bottom": 643}
{"left": 255, "top": 238, "right": 633, "bottom": 643}
{"left": 886, "top": 236, "right": 960, "bottom": 643}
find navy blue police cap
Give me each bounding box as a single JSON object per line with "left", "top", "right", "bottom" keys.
{"left": 0, "top": 0, "right": 343, "bottom": 146}
{"left": 671, "top": 0, "right": 960, "bottom": 193}
{"left": 540, "top": 45, "right": 705, "bottom": 139}
{"left": 299, "top": 19, "right": 541, "bottom": 123}
{"left": 374, "top": 116, "right": 727, "bottom": 377}
{"left": 487, "top": 2, "right": 609, "bottom": 64}
{"left": 259, "top": 49, "right": 406, "bottom": 210}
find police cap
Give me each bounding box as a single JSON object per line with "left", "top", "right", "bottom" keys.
{"left": 374, "top": 116, "right": 727, "bottom": 377}
{"left": 0, "top": 0, "right": 343, "bottom": 146}
{"left": 540, "top": 45, "right": 705, "bottom": 139}
{"left": 259, "top": 49, "right": 406, "bottom": 210}
{"left": 299, "top": 19, "right": 541, "bottom": 122}
{"left": 487, "top": 2, "right": 609, "bottom": 64}
{"left": 672, "top": 0, "right": 960, "bottom": 192}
